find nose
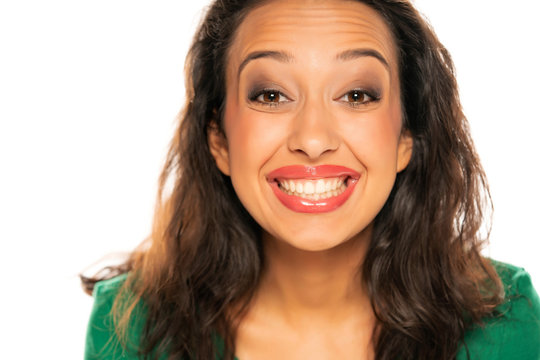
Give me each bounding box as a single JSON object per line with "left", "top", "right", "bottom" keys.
{"left": 287, "top": 101, "right": 340, "bottom": 159}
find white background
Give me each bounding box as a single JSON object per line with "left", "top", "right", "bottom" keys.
{"left": 0, "top": 1, "right": 538, "bottom": 358}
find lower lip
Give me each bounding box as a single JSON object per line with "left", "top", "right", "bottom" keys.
{"left": 269, "top": 178, "right": 358, "bottom": 213}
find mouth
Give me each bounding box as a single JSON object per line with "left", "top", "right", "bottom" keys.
{"left": 276, "top": 176, "right": 350, "bottom": 200}
{"left": 267, "top": 165, "right": 360, "bottom": 213}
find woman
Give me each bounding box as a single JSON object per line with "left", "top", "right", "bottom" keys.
{"left": 83, "top": 0, "right": 540, "bottom": 359}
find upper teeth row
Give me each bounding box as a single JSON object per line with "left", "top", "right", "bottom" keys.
{"left": 279, "top": 178, "right": 344, "bottom": 194}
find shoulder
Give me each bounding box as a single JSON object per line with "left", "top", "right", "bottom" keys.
{"left": 85, "top": 274, "right": 146, "bottom": 360}
{"left": 457, "top": 260, "right": 540, "bottom": 360}
{"left": 91, "top": 274, "right": 130, "bottom": 313}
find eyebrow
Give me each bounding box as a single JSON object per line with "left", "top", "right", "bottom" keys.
{"left": 236, "top": 48, "right": 389, "bottom": 79}
{"left": 336, "top": 48, "right": 390, "bottom": 70}
{"left": 237, "top": 50, "right": 294, "bottom": 79}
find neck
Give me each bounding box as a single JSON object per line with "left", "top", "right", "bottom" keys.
{"left": 257, "top": 226, "right": 373, "bottom": 324}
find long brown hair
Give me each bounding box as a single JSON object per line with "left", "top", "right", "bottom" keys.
{"left": 82, "top": 1, "right": 503, "bottom": 359}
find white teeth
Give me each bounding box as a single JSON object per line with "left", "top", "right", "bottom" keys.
{"left": 280, "top": 178, "right": 344, "bottom": 195}
{"left": 304, "top": 181, "right": 314, "bottom": 194}
{"left": 315, "top": 179, "right": 325, "bottom": 193}
{"left": 277, "top": 177, "right": 348, "bottom": 200}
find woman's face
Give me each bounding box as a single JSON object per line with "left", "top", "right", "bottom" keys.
{"left": 209, "top": 0, "right": 412, "bottom": 251}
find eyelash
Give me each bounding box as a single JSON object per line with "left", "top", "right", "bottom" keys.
{"left": 337, "top": 89, "right": 381, "bottom": 108}
{"left": 247, "top": 88, "right": 381, "bottom": 108}
{"left": 248, "top": 88, "right": 290, "bottom": 107}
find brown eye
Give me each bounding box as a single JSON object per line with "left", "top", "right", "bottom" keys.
{"left": 262, "top": 91, "right": 279, "bottom": 103}
{"left": 338, "top": 89, "right": 378, "bottom": 107}
{"left": 347, "top": 90, "right": 367, "bottom": 103}
{"left": 249, "top": 89, "right": 291, "bottom": 107}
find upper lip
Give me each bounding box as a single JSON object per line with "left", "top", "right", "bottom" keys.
{"left": 267, "top": 165, "right": 361, "bottom": 181}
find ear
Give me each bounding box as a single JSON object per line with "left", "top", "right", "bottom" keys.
{"left": 207, "top": 122, "right": 230, "bottom": 176}
{"left": 396, "top": 130, "right": 413, "bottom": 173}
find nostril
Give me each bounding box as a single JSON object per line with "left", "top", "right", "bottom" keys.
{"left": 291, "top": 144, "right": 339, "bottom": 160}
{"left": 287, "top": 119, "right": 340, "bottom": 159}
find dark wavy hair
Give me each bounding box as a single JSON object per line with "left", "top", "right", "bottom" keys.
{"left": 82, "top": 0, "right": 504, "bottom": 359}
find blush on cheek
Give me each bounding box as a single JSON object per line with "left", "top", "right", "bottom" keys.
{"left": 228, "top": 109, "right": 291, "bottom": 167}
{"left": 341, "top": 111, "right": 400, "bottom": 162}
{"left": 227, "top": 113, "right": 264, "bottom": 158}
{"left": 369, "top": 102, "right": 404, "bottom": 159}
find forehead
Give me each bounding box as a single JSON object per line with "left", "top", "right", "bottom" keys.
{"left": 227, "top": 0, "right": 398, "bottom": 77}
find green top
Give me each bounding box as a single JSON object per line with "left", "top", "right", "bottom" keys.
{"left": 85, "top": 261, "right": 540, "bottom": 359}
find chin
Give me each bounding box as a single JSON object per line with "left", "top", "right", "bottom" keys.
{"left": 275, "top": 231, "right": 358, "bottom": 252}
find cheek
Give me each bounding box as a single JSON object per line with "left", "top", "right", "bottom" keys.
{"left": 224, "top": 103, "right": 286, "bottom": 184}
{"left": 224, "top": 103, "right": 291, "bottom": 221}
{"left": 341, "top": 106, "right": 402, "bottom": 168}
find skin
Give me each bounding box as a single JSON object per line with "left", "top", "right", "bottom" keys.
{"left": 208, "top": 0, "right": 413, "bottom": 358}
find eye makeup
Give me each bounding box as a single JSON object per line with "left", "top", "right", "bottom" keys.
{"left": 335, "top": 87, "right": 382, "bottom": 108}
{"left": 246, "top": 84, "right": 382, "bottom": 109}
{"left": 242, "top": 65, "right": 386, "bottom": 110}
{"left": 247, "top": 87, "right": 292, "bottom": 107}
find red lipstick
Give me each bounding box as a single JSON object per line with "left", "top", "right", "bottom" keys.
{"left": 267, "top": 165, "right": 360, "bottom": 213}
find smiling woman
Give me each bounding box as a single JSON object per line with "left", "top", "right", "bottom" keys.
{"left": 209, "top": 2, "right": 411, "bottom": 256}
{"left": 82, "top": 0, "right": 540, "bottom": 359}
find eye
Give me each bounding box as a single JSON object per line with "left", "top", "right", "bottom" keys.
{"left": 249, "top": 89, "right": 291, "bottom": 107}
{"left": 338, "top": 89, "right": 379, "bottom": 107}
